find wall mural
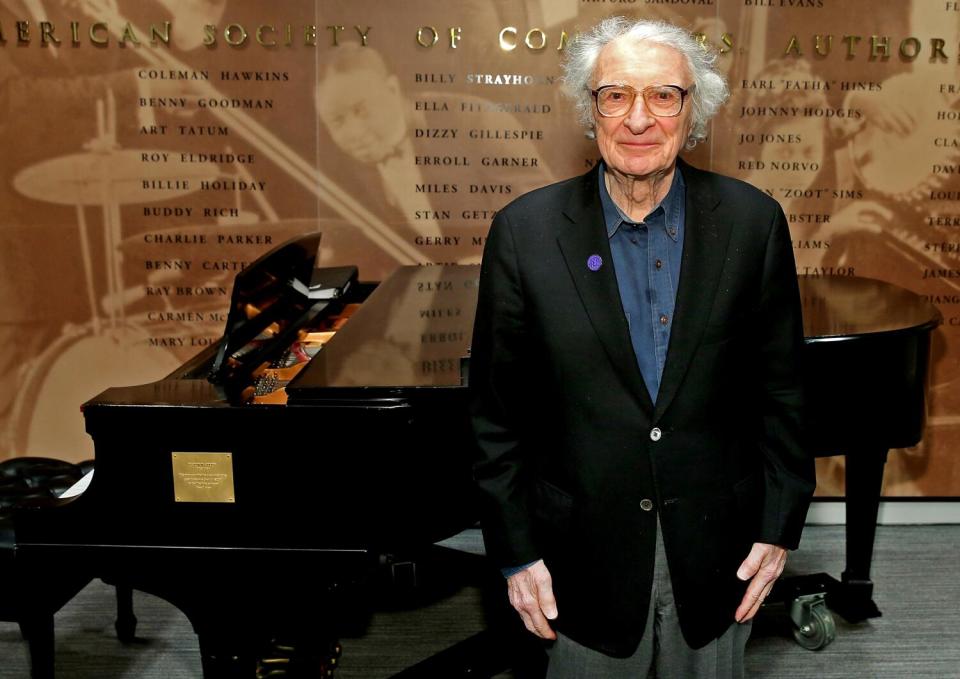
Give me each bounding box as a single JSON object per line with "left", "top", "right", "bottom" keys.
{"left": 0, "top": 0, "right": 957, "bottom": 498}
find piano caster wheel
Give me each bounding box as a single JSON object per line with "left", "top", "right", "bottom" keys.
{"left": 789, "top": 593, "right": 836, "bottom": 651}
{"left": 115, "top": 616, "right": 137, "bottom": 644}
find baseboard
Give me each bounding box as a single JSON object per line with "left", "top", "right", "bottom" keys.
{"left": 806, "top": 499, "right": 960, "bottom": 525}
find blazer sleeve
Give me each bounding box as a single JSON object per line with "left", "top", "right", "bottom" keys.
{"left": 469, "top": 209, "right": 541, "bottom": 569}
{"left": 755, "top": 207, "right": 817, "bottom": 549}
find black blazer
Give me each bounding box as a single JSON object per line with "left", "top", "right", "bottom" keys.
{"left": 469, "top": 160, "right": 816, "bottom": 656}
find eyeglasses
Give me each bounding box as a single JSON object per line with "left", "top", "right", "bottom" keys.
{"left": 590, "top": 84, "right": 690, "bottom": 118}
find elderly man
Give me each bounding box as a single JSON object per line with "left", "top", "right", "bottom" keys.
{"left": 470, "top": 17, "right": 815, "bottom": 678}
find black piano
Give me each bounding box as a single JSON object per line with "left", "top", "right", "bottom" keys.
{"left": 770, "top": 275, "right": 941, "bottom": 649}
{"left": 1, "top": 235, "right": 943, "bottom": 674}
{"left": 4, "top": 234, "right": 495, "bottom": 678}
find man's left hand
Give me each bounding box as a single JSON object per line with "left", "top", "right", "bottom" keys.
{"left": 734, "top": 542, "right": 787, "bottom": 623}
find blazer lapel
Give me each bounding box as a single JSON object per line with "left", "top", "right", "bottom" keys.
{"left": 654, "top": 160, "right": 732, "bottom": 420}
{"left": 556, "top": 167, "right": 655, "bottom": 414}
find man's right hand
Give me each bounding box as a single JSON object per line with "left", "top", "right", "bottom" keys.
{"left": 507, "top": 559, "right": 558, "bottom": 639}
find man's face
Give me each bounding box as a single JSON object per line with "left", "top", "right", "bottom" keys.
{"left": 317, "top": 69, "right": 407, "bottom": 164}
{"left": 592, "top": 39, "right": 693, "bottom": 179}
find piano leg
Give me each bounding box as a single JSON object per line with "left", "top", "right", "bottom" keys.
{"left": 114, "top": 585, "right": 137, "bottom": 643}
{"left": 19, "top": 614, "right": 55, "bottom": 679}
{"left": 829, "top": 448, "right": 887, "bottom": 623}
{"left": 767, "top": 447, "right": 889, "bottom": 647}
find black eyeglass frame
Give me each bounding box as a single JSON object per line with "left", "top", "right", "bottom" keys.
{"left": 589, "top": 84, "right": 691, "bottom": 118}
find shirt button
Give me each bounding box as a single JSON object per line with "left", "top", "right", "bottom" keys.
{"left": 659, "top": 314, "right": 669, "bottom": 325}
{"left": 655, "top": 259, "right": 663, "bottom": 270}
{"left": 640, "top": 498, "right": 654, "bottom": 512}
{"left": 650, "top": 427, "right": 662, "bottom": 442}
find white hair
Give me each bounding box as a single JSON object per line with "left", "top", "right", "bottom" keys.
{"left": 562, "top": 17, "right": 730, "bottom": 149}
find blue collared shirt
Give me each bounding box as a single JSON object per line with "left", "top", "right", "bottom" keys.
{"left": 600, "top": 163, "right": 685, "bottom": 401}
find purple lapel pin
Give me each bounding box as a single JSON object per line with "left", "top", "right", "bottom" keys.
{"left": 587, "top": 254, "right": 603, "bottom": 272}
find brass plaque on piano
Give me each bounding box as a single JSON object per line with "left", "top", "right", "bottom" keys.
{"left": 171, "top": 452, "right": 236, "bottom": 503}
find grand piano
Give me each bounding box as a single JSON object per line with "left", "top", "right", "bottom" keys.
{"left": 1, "top": 234, "right": 943, "bottom": 676}
{"left": 4, "top": 234, "right": 489, "bottom": 678}
{"left": 772, "top": 276, "right": 942, "bottom": 649}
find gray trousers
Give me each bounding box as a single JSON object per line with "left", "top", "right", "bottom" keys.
{"left": 546, "top": 521, "right": 752, "bottom": 679}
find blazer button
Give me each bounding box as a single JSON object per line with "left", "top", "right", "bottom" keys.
{"left": 649, "top": 427, "right": 662, "bottom": 442}
{"left": 640, "top": 499, "right": 654, "bottom": 512}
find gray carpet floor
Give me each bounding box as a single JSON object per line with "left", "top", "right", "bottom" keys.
{"left": 1, "top": 525, "right": 959, "bottom": 678}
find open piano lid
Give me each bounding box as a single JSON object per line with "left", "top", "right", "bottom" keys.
{"left": 287, "top": 265, "right": 479, "bottom": 402}
{"left": 207, "top": 233, "right": 356, "bottom": 396}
